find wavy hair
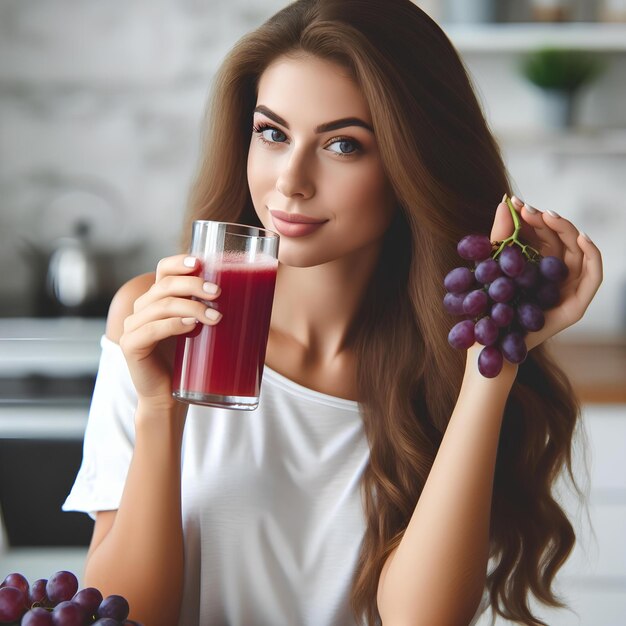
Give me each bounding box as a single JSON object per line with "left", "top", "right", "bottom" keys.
{"left": 183, "top": 1, "right": 582, "bottom": 624}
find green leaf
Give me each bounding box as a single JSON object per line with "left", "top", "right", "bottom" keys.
{"left": 520, "top": 48, "right": 605, "bottom": 93}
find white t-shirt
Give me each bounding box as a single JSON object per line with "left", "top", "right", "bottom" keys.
{"left": 64, "top": 336, "right": 488, "bottom": 626}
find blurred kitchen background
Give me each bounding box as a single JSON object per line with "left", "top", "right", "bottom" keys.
{"left": 0, "top": 0, "right": 624, "bottom": 623}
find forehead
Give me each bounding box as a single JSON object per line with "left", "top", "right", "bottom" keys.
{"left": 256, "top": 54, "right": 372, "bottom": 124}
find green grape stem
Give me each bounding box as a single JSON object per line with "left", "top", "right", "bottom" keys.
{"left": 493, "top": 195, "right": 541, "bottom": 261}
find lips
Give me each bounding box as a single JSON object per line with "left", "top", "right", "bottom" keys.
{"left": 269, "top": 210, "right": 328, "bottom": 238}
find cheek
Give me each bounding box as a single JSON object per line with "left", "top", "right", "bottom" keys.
{"left": 247, "top": 147, "right": 270, "bottom": 226}
{"left": 333, "top": 164, "right": 394, "bottom": 222}
{"left": 246, "top": 144, "right": 263, "bottom": 200}
{"left": 247, "top": 142, "right": 277, "bottom": 190}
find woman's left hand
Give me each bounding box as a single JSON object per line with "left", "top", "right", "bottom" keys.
{"left": 489, "top": 195, "right": 603, "bottom": 351}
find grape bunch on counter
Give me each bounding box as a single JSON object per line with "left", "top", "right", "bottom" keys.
{"left": 0, "top": 570, "right": 143, "bottom": 626}
{"left": 444, "top": 195, "right": 568, "bottom": 378}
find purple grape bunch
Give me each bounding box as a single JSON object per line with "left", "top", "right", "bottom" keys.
{"left": 0, "top": 570, "right": 142, "bottom": 626}
{"left": 444, "top": 195, "right": 569, "bottom": 378}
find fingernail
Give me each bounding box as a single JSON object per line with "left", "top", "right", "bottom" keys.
{"left": 183, "top": 256, "right": 197, "bottom": 268}
{"left": 203, "top": 282, "right": 219, "bottom": 295}
{"left": 511, "top": 195, "right": 524, "bottom": 209}
{"left": 580, "top": 231, "right": 593, "bottom": 243}
{"left": 182, "top": 317, "right": 197, "bottom": 325}
{"left": 205, "top": 308, "right": 222, "bottom": 322}
{"left": 546, "top": 209, "right": 561, "bottom": 218}
{"left": 523, "top": 203, "right": 538, "bottom": 214}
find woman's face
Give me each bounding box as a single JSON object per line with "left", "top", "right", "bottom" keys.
{"left": 247, "top": 53, "right": 396, "bottom": 268}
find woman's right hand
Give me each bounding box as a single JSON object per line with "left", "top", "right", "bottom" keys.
{"left": 118, "top": 255, "right": 222, "bottom": 410}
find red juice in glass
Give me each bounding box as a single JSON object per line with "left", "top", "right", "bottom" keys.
{"left": 172, "top": 221, "right": 279, "bottom": 410}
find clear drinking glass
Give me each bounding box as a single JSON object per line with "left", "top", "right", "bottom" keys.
{"left": 172, "top": 221, "right": 279, "bottom": 410}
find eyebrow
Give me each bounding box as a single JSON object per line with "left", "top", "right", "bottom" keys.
{"left": 254, "top": 105, "right": 374, "bottom": 133}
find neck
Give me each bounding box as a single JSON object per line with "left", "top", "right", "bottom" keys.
{"left": 270, "top": 243, "right": 381, "bottom": 364}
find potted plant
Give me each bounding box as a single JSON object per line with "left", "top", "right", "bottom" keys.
{"left": 521, "top": 48, "right": 605, "bottom": 129}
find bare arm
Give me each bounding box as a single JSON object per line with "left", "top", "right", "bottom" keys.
{"left": 83, "top": 256, "right": 221, "bottom": 626}
{"left": 377, "top": 197, "right": 603, "bottom": 626}
{"left": 85, "top": 398, "right": 187, "bottom": 626}
{"left": 377, "top": 351, "right": 515, "bottom": 626}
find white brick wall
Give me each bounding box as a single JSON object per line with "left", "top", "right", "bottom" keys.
{"left": 0, "top": 1, "right": 624, "bottom": 335}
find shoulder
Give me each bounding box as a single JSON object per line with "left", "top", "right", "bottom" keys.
{"left": 105, "top": 272, "right": 156, "bottom": 343}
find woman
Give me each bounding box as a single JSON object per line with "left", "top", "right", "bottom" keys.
{"left": 64, "top": 1, "right": 603, "bottom": 624}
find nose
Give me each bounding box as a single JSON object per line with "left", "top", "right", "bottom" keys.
{"left": 275, "top": 149, "right": 315, "bottom": 199}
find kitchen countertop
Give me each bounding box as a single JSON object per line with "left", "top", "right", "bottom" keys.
{"left": 0, "top": 318, "right": 623, "bottom": 404}
{"left": 548, "top": 337, "right": 626, "bottom": 404}
{"left": 0, "top": 317, "right": 105, "bottom": 376}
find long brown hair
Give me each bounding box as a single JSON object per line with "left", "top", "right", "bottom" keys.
{"left": 183, "top": 1, "right": 582, "bottom": 624}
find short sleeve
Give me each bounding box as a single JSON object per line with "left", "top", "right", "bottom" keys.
{"left": 62, "top": 335, "right": 137, "bottom": 519}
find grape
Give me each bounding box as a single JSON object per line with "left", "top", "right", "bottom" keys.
{"left": 535, "top": 281, "right": 560, "bottom": 309}
{"left": 539, "top": 255, "right": 568, "bottom": 283}
{"left": 29, "top": 579, "right": 50, "bottom": 608}
{"left": 498, "top": 245, "right": 525, "bottom": 278}
{"left": 478, "top": 346, "right": 504, "bottom": 378}
{"left": 514, "top": 261, "right": 539, "bottom": 289}
{"left": 448, "top": 320, "right": 475, "bottom": 350}
{"left": 444, "top": 210, "right": 567, "bottom": 378}
{"left": 98, "top": 595, "right": 130, "bottom": 622}
{"left": 22, "top": 607, "right": 54, "bottom": 626}
{"left": 443, "top": 291, "right": 467, "bottom": 316}
{"left": 0, "top": 586, "right": 27, "bottom": 622}
{"left": 488, "top": 276, "right": 516, "bottom": 303}
{"left": 73, "top": 586, "right": 103, "bottom": 618}
{"left": 457, "top": 234, "right": 493, "bottom": 261}
{"left": 490, "top": 302, "right": 514, "bottom": 327}
{"left": 1, "top": 573, "right": 29, "bottom": 596}
{"left": 517, "top": 301, "right": 545, "bottom": 332}
{"left": 474, "top": 316, "right": 499, "bottom": 346}
{"left": 47, "top": 571, "right": 79, "bottom": 605}
{"left": 52, "top": 601, "right": 86, "bottom": 626}
{"left": 463, "top": 289, "right": 489, "bottom": 316}
{"left": 444, "top": 266, "right": 475, "bottom": 293}
{"left": 474, "top": 258, "right": 502, "bottom": 284}
{"left": 0, "top": 569, "right": 139, "bottom": 626}
{"left": 501, "top": 331, "right": 528, "bottom": 364}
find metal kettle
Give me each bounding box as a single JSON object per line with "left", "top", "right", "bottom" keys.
{"left": 45, "top": 220, "right": 99, "bottom": 313}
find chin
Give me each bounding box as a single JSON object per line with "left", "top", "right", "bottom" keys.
{"left": 277, "top": 246, "right": 338, "bottom": 269}
{"left": 278, "top": 253, "right": 323, "bottom": 269}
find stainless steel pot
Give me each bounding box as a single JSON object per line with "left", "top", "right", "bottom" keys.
{"left": 19, "top": 183, "right": 141, "bottom": 317}
{"left": 45, "top": 220, "right": 100, "bottom": 311}
{"left": 21, "top": 222, "right": 122, "bottom": 317}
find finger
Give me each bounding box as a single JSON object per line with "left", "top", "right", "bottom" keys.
{"left": 489, "top": 200, "right": 514, "bottom": 243}
{"left": 569, "top": 232, "right": 603, "bottom": 309}
{"left": 507, "top": 195, "right": 540, "bottom": 247}
{"left": 125, "top": 297, "right": 222, "bottom": 333}
{"left": 512, "top": 196, "right": 564, "bottom": 258}
{"left": 526, "top": 233, "right": 602, "bottom": 350}
{"left": 135, "top": 275, "right": 220, "bottom": 311}
{"left": 491, "top": 197, "right": 539, "bottom": 249}
{"left": 155, "top": 254, "right": 201, "bottom": 283}
{"left": 120, "top": 317, "right": 203, "bottom": 360}
{"left": 540, "top": 210, "right": 585, "bottom": 280}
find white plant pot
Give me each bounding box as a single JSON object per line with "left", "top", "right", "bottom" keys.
{"left": 445, "top": 0, "right": 496, "bottom": 23}
{"left": 540, "top": 89, "right": 576, "bottom": 130}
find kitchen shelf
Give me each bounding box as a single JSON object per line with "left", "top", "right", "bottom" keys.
{"left": 444, "top": 23, "right": 626, "bottom": 53}
{"left": 497, "top": 128, "right": 626, "bottom": 156}
{"left": 548, "top": 338, "right": 626, "bottom": 404}
{"left": 0, "top": 547, "right": 89, "bottom": 585}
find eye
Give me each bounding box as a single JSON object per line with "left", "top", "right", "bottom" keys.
{"left": 253, "top": 123, "right": 287, "bottom": 144}
{"left": 326, "top": 137, "right": 361, "bottom": 156}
